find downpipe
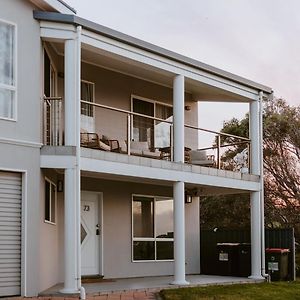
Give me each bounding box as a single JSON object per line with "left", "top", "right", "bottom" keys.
{"left": 75, "top": 25, "right": 86, "bottom": 300}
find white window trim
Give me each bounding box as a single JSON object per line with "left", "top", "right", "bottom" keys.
{"left": 44, "top": 177, "right": 57, "bottom": 225}
{"left": 0, "top": 18, "right": 17, "bottom": 122}
{"left": 131, "top": 194, "right": 174, "bottom": 263}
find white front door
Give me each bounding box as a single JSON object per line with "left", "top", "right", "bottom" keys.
{"left": 81, "top": 192, "right": 101, "bottom": 276}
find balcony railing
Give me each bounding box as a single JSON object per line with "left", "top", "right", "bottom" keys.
{"left": 43, "top": 96, "right": 63, "bottom": 146}
{"left": 43, "top": 97, "right": 251, "bottom": 172}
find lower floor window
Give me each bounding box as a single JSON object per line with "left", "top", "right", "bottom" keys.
{"left": 132, "top": 195, "right": 174, "bottom": 261}
{"left": 45, "top": 177, "right": 56, "bottom": 224}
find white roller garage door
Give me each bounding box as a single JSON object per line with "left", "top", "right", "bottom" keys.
{"left": 0, "top": 171, "right": 22, "bottom": 297}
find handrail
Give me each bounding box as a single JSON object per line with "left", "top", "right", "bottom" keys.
{"left": 43, "top": 96, "right": 63, "bottom": 101}
{"left": 80, "top": 100, "right": 250, "bottom": 142}
{"left": 199, "top": 140, "right": 250, "bottom": 151}
{"left": 184, "top": 124, "right": 250, "bottom": 141}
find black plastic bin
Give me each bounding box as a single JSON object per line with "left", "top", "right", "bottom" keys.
{"left": 217, "top": 243, "right": 239, "bottom": 276}
{"left": 238, "top": 243, "right": 251, "bottom": 277}
{"left": 265, "top": 248, "right": 290, "bottom": 281}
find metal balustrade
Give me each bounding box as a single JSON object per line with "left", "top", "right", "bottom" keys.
{"left": 43, "top": 98, "right": 251, "bottom": 172}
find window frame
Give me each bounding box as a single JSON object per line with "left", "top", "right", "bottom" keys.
{"left": 0, "top": 18, "right": 17, "bottom": 121}
{"left": 44, "top": 177, "right": 57, "bottom": 225}
{"left": 131, "top": 194, "right": 174, "bottom": 263}
{"left": 81, "top": 79, "right": 95, "bottom": 118}
{"left": 130, "top": 95, "right": 173, "bottom": 149}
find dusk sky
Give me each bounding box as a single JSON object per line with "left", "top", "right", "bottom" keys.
{"left": 65, "top": 0, "right": 300, "bottom": 141}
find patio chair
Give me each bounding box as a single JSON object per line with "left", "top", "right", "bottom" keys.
{"left": 80, "top": 132, "right": 119, "bottom": 152}
{"left": 189, "top": 150, "right": 215, "bottom": 167}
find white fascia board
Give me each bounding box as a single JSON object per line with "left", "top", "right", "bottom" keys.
{"left": 40, "top": 21, "right": 76, "bottom": 40}
{"left": 30, "top": 0, "right": 76, "bottom": 14}
{"left": 40, "top": 155, "right": 76, "bottom": 168}
{"left": 81, "top": 30, "right": 259, "bottom": 100}
{"left": 81, "top": 157, "right": 260, "bottom": 191}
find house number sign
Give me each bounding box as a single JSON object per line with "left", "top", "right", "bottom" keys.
{"left": 83, "top": 205, "right": 90, "bottom": 211}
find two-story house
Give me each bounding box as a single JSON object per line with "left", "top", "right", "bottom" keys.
{"left": 0, "top": 0, "right": 272, "bottom": 297}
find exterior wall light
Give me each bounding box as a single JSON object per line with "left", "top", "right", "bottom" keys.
{"left": 57, "top": 180, "right": 64, "bottom": 192}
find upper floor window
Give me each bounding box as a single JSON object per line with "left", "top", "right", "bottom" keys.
{"left": 81, "top": 80, "right": 94, "bottom": 117}
{"left": 0, "top": 20, "right": 16, "bottom": 120}
{"left": 132, "top": 97, "right": 173, "bottom": 150}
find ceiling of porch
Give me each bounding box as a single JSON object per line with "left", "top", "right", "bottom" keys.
{"left": 50, "top": 41, "right": 252, "bottom": 103}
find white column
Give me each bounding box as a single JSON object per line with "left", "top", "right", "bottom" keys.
{"left": 250, "top": 191, "right": 263, "bottom": 279}
{"left": 173, "top": 75, "right": 185, "bottom": 163}
{"left": 64, "top": 39, "right": 76, "bottom": 146}
{"left": 61, "top": 168, "right": 78, "bottom": 293}
{"left": 249, "top": 99, "right": 263, "bottom": 279}
{"left": 60, "top": 38, "right": 78, "bottom": 294}
{"left": 250, "top": 100, "right": 260, "bottom": 175}
{"left": 172, "top": 181, "right": 189, "bottom": 285}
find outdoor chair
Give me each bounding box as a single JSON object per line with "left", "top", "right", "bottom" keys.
{"left": 80, "top": 132, "right": 119, "bottom": 152}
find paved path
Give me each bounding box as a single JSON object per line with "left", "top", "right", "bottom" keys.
{"left": 7, "top": 290, "right": 159, "bottom": 300}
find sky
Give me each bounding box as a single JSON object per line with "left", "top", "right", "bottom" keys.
{"left": 64, "top": 0, "right": 300, "bottom": 141}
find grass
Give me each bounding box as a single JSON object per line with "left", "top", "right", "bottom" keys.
{"left": 159, "top": 281, "right": 300, "bottom": 300}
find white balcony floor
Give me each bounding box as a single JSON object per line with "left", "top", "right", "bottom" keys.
{"left": 40, "top": 146, "right": 260, "bottom": 193}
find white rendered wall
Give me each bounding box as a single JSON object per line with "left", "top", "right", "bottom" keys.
{"left": 38, "top": 170, "right": 61, "bottom": 292}
{"left": 0, "top": 0, "right": 42, "bottom": 297}
{"left": 80, "top": 178, "right": 200, "bottom": 278}
{"left": 78, "top": 62, "right": 198, "bottom": 148}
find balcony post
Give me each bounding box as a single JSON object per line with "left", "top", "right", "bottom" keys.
{"left": 172, "top": 74, "right": 188, "bottom": 285}
{"left": 173, "top": 74, "right": 185, "bottom": 163}
{"left": 249, "top": 98, "right": 263, "bottom": 279}
{"left": 64, "top": 39, "right": 77, "bottom": 146}
{"left": 172, "top": 181, "right": 189, "bottom": 285}
{"left": 250, "top": 99, "right": 260, "bottom": 175}
{"left": 60, "top": 38, "right": 78, "bottom": 294}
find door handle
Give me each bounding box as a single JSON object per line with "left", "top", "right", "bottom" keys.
{"left": 96, "top": 224, "right": 100, "bottom": 235}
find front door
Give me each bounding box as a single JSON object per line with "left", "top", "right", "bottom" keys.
{"left": 81, "top": 192, "right": 101, "bottom": 276}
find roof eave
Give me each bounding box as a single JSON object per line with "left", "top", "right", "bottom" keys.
{"left": 33, "top": 11, "right": 273, "bottom": 94}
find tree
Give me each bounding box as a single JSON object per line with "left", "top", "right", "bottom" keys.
{"left": 200, "top": 98, "right": 300, "bottom": 239}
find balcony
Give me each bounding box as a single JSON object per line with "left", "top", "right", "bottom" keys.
{"left": 42, "top": 96, "right": 252, "bottom": 176}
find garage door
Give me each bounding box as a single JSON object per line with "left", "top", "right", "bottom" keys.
{"left": 0, "top": 172, "right": 22, "bottom": 297}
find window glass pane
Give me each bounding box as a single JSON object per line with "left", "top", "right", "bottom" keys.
{"left": 155, "top": 104, "right": 173, "bottom": 148}
{"left": 81, "top": 82, "right": 94, "bottom": 117}
{"left": 45, "top": 181, "right": 50, "bottom": 222}
{"left": 157, "top": 241, "right": 174, "bottom": 260}
{"left": 50, "top": 183, "right": 56, "bottom": 223}
{"left": 132, "top": 99, "right": 154, "bottom": 147}
{"left": 0, "top": 88, "right": 13, "bottom": 119}
{"left": 81, "top": 223, "right": 87, "bottom": 244}
{"left": 156, "top": 198, "right": 173, "bottom": 238}
{"left": 0, "top": 21, "right": 14, "bottom": 86}
{"left": 44, "top": 50, "right": 51, "bottom": 97}
{"left": 133, "top": 196, "right": 154, "bottom": 238}
{"left": 133, "top": 241, "right": 155, "bottom": 260}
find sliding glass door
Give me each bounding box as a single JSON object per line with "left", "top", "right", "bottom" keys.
{"left": 132, "top": 97, "right": 173, "bottom": 150}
